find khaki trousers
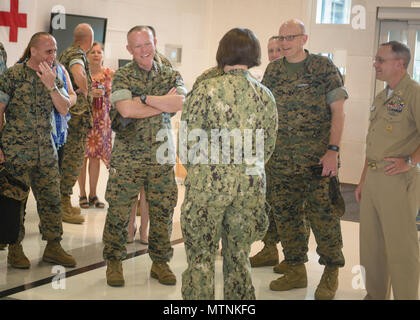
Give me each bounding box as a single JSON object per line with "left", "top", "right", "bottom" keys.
{"left": 360, "top": 168, "right": 420, "bottom": 299}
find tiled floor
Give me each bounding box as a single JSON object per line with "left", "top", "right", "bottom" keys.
{"left": 0, "top": 163, "right": 418, "bottom": 300}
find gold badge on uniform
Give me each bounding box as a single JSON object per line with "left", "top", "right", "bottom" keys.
{"left": 386, "top": 124, "right": 392, "bottom": 132}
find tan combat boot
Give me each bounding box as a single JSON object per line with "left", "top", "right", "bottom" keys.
{"left": 249, "top": 244, "right": 279, "bottom": 267}
{"left": 269, "top": 263, "right": 307, "bottom": 291}
{"left": 62, "top": 195, "right": 85, "bottom": 224}
{"left": 150, "top": 261, "right": 176, "bottom": 285}
{"left": 315, "top": 266, "right": 339, "bottom": 300}
{"left": 8, "top": 244, "right": 30, "bottom": 269}
{"left": 106, "top": 260, "right": 125, "bottom": 287}
{"left": 62, "top": 195, "right": 82, "bottom": 215}
{"left": 42, "top": 241, "right": 76, "bottom": 267}
{"left": 273, "top": 260, "right": 289, "bottom": 274}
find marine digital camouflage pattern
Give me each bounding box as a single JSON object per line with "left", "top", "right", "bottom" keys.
{"left": 155, "top": 51, "right": 172, "bottom": 68}
{"left": 103, "top": 60, "right": 186, "bottom": 262}
{"left": 267, "top": 168, "right": 345, "bottom": 266}
{"left": 262, "top": 51, "right": 348, "bottom": 170}
{"left": 103, "top": 164, "right": 177, "bottom": 261}
{"left": 59, "top": 44, "right": 93, "bottom": 196}
{"left": 0, "top": 63, "right": 64, "bottom": 242}
{"left": 58, "top": 44, "right": 92, "bottom": 116}
{"left": 262, "top": 52, "right": 347, "bottom": 267}
{"left": 109, "top": 60, "right": 186, "bottom": 163}
{"left": 180, "top": 69, "right": 278, "bottom": 299}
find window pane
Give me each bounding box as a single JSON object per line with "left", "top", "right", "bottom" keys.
{"left": 316, "top": 0, "right": 352, "bottom": 24}
{"left": 388, "top": 30, "right": 408, "bottom": 44}
{"left": 414, "top": 31, "right": 420, "bottom": 83}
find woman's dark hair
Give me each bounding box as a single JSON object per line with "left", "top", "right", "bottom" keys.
{"left": 216, "top": 28, "right": 261, "bottom": 69}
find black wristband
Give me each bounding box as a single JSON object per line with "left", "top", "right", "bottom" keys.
{"left": 327, "top": 144, "right": 340, "bottom": 152}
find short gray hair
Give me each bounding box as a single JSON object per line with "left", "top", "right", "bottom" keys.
{"left": 380, "top": 41, "right": 411, "bottom": 69}
{"left": 127, "top": 26, "right": 153, "bottom": 40}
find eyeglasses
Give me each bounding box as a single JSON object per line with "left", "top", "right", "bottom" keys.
{"left": 278, "top": 34, "right": 304, "bottom": 41}
{"left": 373, "top": 57, "right": 399, "bottom": 64}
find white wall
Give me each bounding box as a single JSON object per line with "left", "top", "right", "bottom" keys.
{"left": 1, "top": 0, "right": 213, "bottom": 90}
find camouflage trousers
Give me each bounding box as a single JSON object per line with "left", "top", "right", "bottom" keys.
{"left": 181, "top": 187, "right": 268, "bottom": 300}
{"left": 7, "top": 161, "right": 63, "bottom": 243}
{"left": 103, "top": 163, "right": 177, "bottom": 262}
{"left": 267, "top": 170, "right": 345, "bottom": 267}
{"left": 261, "top": 209, "right": 281, "bottom": 247}
{"left": 60, "top": 112, "right": 91, "bottom": 196}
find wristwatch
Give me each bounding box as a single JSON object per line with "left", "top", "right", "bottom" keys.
{"left": 140, "top": 94, "right": 147, "bottom": 104}
{"left": 405, "top": 156, "right": 417, "bottom": 168}
{"left": 327, "top": 144, "right": 340, "bottom": 152}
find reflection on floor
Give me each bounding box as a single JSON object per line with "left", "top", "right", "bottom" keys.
{"left": 0, "top": 163, "right": 418, "bottom": 300}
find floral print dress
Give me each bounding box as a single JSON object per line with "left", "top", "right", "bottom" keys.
{"left": 85, "top": 68, "right": 113, "bottom": 168}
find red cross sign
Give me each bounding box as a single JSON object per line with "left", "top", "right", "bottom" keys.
{"left": 0, "top": 0, "right": 27, "bottom": 42}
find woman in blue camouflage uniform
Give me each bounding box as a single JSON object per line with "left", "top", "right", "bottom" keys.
{"left": 180, "top": 28, "right": 278, "bottom": 300}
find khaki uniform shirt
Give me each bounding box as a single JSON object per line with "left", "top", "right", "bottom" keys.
{"left": 366, "top": 74, "right": 420, "bottom": 161}
{"left": 110, "top": 60, "right": 187, "bottom": 165}
{"left": 262, "top": 51, "right": 348, "bottom": 171}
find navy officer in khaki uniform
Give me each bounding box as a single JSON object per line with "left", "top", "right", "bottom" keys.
{"left": 355, "top": 41, "right": 420, "bottom": 300}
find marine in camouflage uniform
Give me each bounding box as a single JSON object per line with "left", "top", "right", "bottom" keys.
{"left": 0, "top": 33, "right": 76, "bottom": 268}
{"left": 180, "top": 68, "right": 278, "bottom": 300}
{"left": 103, "top": 26, "right": 186, "bottom": 287}
{"left": 59, "top": 42, "right": 93, "bottom": 222}
{"left": 0, "top": 62, "right": 66, "bottom": 243}
{"left": 263, "top": 44, "right": 348, "bottom": 298}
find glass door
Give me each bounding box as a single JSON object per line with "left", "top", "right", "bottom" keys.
{"left": 376, "top": 20, "right": 420, "bottom": 95}
{"left": 414, "top": 29, "right": 420, "bottom": 83}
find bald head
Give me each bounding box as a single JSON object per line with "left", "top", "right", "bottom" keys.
{"left": 74, "top": 23, "right": 94, "bottom": 52}
{"left": 278, "top": 18, "right": 308, "bottom": 63}
{"left": 280, "top": 19, "right": 306, "bottom": 35}
{"left": 74, "top": 24, "right": 93, "bottom": 40}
